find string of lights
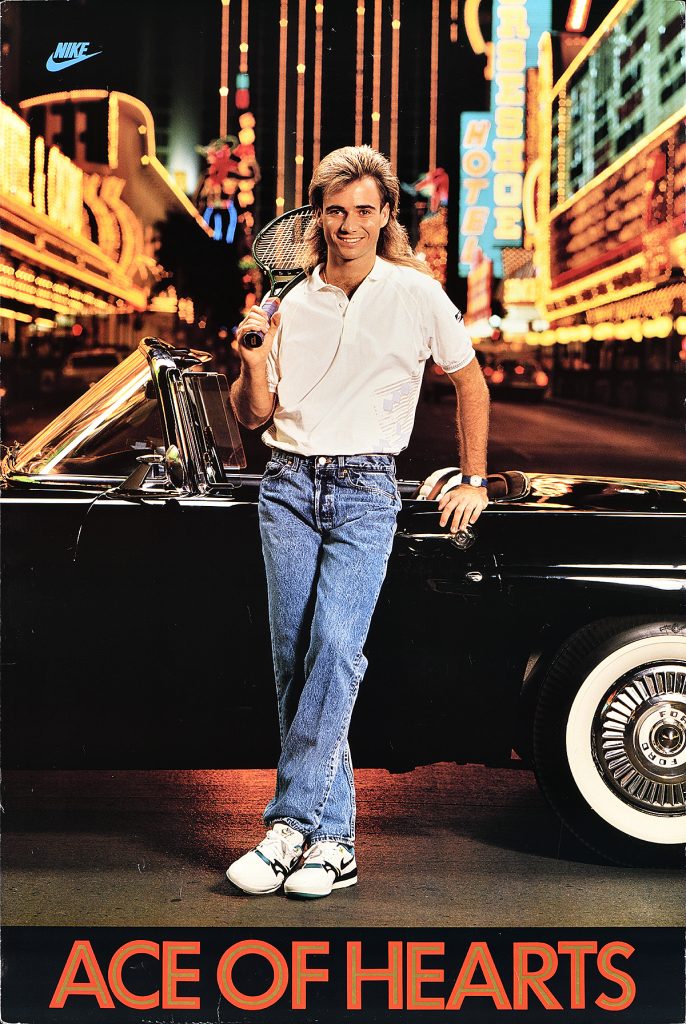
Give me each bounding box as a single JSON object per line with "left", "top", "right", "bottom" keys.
{"left": 33, "top": 137, "right": 46, "bottom": 215}
{"left": 295, "top": 0, "right": 307, "bottom": 205}
{"left": 313, "top": 2, "right": 325, "bottom": 170}
{"left": 371, "top": 0, "right": 382, "bottom": 149}
{"left": 219, "top": 0, "right": 230, "bottom": 136}
{"left": 389, "top": 1, "right": 401, "bottom": 169}
{"left": 239, "top": 0, "right": 249, "bottom": 74}
{"left": 276, "top": 0, "right": 289, "bottom": 214}
{"left": 429, "top": 0, "right": 440, "bottom": 172}
{"left": 355, "top": 3, "right": 365, "bottom": 146}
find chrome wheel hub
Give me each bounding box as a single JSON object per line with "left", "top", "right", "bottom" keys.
{"left": 593, "top": 664, "right": 686, "bottom": 814}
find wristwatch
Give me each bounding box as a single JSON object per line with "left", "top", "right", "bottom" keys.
{"left": 462, "top": 475, "right": 488, "bottom": 488}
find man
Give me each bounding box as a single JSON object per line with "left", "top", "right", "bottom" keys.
{"left": 227, "top": 145, "right": 489, "bottom": 899}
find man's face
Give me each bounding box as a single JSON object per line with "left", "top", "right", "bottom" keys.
{"left": 319, "top": 176, "right": 390, "bottom": 267}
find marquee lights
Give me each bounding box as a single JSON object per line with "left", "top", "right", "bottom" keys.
{"left": 371, "top": 0, "right": 383, "bottom": 149}
{"left": 276, "top": 0, "right": 288, "bottom": 215}
{"left": 565, "top": 0, "right": 591, "bottom": 33}
{"left": 21, "top": 92, "right": 213, "bottom": 235}
{"left": 313, "top": 0, "right": 324, "bottom": 169}
{"left": 389, "top": 0, "right": 401, "bottom": 168}
{"left": 295, "top": 0, "right": 307, "bottom": 204}
{"left": 33, "top": 137, "right": 46, "bottom": 215}
{"left": 550, "top": 107, "right": 686, "bottom": 220}
{"left": 84, "top": 170, "right": 123, "bottom": 260}
{"left": 450, "top": 0, "right": 459, "bottom": 43}
{"left": 108, "top": 94, "right": 119, "bottom": 169}
{"left": 47, "top": 147, "right": 84, "bottom": 237}
{"left": 553, "top": 0, "right": 634, "bottom": 99}
{"left": 546, "top": 280, "right": 654, "bottom": 322}
{"left": 0, "top": 102, "right": 31, "bottom": 205}
{"left": 355, "top": 3, "right": 365, "bottom": 146}
{"left": 219, "top": 0, "right": 231, "bottom": 136}
{"left": 100, "top": 175, "right": 143, "bottom": 276}
{"left": 521, "top": 313, "right": 677, "bottom": 348}
{"left": 0, "top": 307, "right": 32, "bottom": 323}
{"left": 429, "top": 0, "right": 440, "bottom": 173}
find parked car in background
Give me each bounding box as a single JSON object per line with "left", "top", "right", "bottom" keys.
{"left": 487, "top": 355, "right": 550, "bottom": 401}
{"left": 61, "top": 347, "right": 124, "bottom": 394}
{"left": 2, "top": 338, "right": 684, "bottom": 868}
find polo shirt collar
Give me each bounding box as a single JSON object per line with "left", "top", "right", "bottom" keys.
{"left": 311, "top": 264, "right": 328, "bottom": 291}
{"left": 311, "top": 256, "right": 392, "bottom": 290}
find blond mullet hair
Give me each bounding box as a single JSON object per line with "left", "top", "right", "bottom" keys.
{"left": 303, "top": 145, "right": 433, "bottom": 277}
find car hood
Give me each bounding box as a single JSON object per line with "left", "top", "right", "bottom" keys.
{"left": 517, "top": 472, "right": 686, "bottom": 513}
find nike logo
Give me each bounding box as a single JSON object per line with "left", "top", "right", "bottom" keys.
{"left": 46, "top": 42, "right": 102, "bottom": 72}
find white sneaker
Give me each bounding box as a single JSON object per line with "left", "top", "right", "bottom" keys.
{"left": 284, "top": 840, "right": 357, "bottom": 899}
{"left": 226, "top": 823, "right": 304, "bottom": 895}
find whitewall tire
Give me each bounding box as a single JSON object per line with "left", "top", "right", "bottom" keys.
{"left": 534, "top": 619, "right": 686, "bottom": 868}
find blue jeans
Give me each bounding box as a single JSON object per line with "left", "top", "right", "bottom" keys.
{"left": 258, "top": 450, "right": 401, "bottom": 845}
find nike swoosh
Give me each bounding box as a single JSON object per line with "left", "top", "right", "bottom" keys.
{"left": 46, "top": 51, "right": 102, "bottom": 72}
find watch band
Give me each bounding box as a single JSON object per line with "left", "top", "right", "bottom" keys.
{"left": 463, "top": 475, "right": 488, "bottom": 488}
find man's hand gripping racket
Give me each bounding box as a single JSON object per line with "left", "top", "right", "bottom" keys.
{"left": 240, "top": 205, "right": 315, "bottom": 348}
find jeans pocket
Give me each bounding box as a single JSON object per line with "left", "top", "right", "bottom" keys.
{"left": 262, "top": 459, "right": 289, "bottom": 482}
{"left": 346, "top": 469, "right": 398, "bottom": 502}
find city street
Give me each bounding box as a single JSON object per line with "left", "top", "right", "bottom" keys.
{"left": 399, "top": 393, "right": 685, "bottom": 483}
{"left": 2, "top": 765, "right": 682, "bottom": 929}
{"left": 6, "top": 388, "right": 683, "bottom": 483}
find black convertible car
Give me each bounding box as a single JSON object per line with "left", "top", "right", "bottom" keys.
{"left": 2, "top": 338, "right": 684, "bottom": 868}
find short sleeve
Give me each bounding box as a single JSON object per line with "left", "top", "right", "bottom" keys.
{"left": 424, "top": 280, "right": 475, "bottom": 374}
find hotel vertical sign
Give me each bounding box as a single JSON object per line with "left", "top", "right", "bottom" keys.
{"left": 459, "top": 0, "right": 551, "bottom": 277}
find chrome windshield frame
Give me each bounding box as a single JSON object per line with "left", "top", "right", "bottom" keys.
{"left": 2, "top": 337, "right": 213, "bottom": 494}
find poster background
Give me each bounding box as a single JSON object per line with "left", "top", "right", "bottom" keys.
{"left": 1, "top": 0, "right": 684, "bottom": 1021}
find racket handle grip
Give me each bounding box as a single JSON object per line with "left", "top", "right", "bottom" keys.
{"left": 241, "top": 297, "right": 281, "bottom": 349}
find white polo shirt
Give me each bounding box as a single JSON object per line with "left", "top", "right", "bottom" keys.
{"left": 263, "top": 256, "right": 475, "bottom": 456}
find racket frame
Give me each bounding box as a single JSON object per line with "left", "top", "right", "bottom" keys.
{"left": 241, "top": 205, "right": 314, "bottom": 348}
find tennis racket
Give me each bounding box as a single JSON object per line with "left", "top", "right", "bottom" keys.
{"left": 241, "top": 205, "right": 315, "bottom": 348}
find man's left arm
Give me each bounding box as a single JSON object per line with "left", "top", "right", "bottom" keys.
{"left": 439, "top": 357, "right": 490, "bottom": 533}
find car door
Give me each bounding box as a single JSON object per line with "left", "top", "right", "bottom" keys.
{"left": 71, "top": 475, "right": 279, "bottom": 768}
{"left": 354, "top": 499, "right": 520, "bottom": 769}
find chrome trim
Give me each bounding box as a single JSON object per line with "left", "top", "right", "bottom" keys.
{"left": 594, "top": 664, "right": 686, "bottom": 814}
{"left": 3, "top": 473, "right": 121, "bottom": 487}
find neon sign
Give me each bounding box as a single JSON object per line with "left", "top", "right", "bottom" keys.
{"left": 459, "top": 0, "right": 551, "bottom": 277}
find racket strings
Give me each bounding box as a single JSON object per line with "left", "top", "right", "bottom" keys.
{"left": 254, "top": 209, "right": 313, "bottom": 272}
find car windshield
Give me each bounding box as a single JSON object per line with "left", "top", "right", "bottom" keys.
{"left": 11, "top": 349, "right": 165, "bottom": 478}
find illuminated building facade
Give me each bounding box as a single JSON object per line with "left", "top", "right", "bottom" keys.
{"left": 0, "top": 94, "right": 209, "bottom": 356}
{"left": 532, "top": 0, "right": 686, "bottom": 417}
{"left": 4, "top": 0, "right": 493, "bottom": 311}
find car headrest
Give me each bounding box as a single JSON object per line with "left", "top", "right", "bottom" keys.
{"left": 413, "top": 467, "right": 529, "bottom": 502}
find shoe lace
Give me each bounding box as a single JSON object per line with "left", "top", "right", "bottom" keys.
{"left": 258, "top": 827, "right": 301, "bottom": 862}
{"left": 303, "top": 840, "right": 338, "bottom": 864}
